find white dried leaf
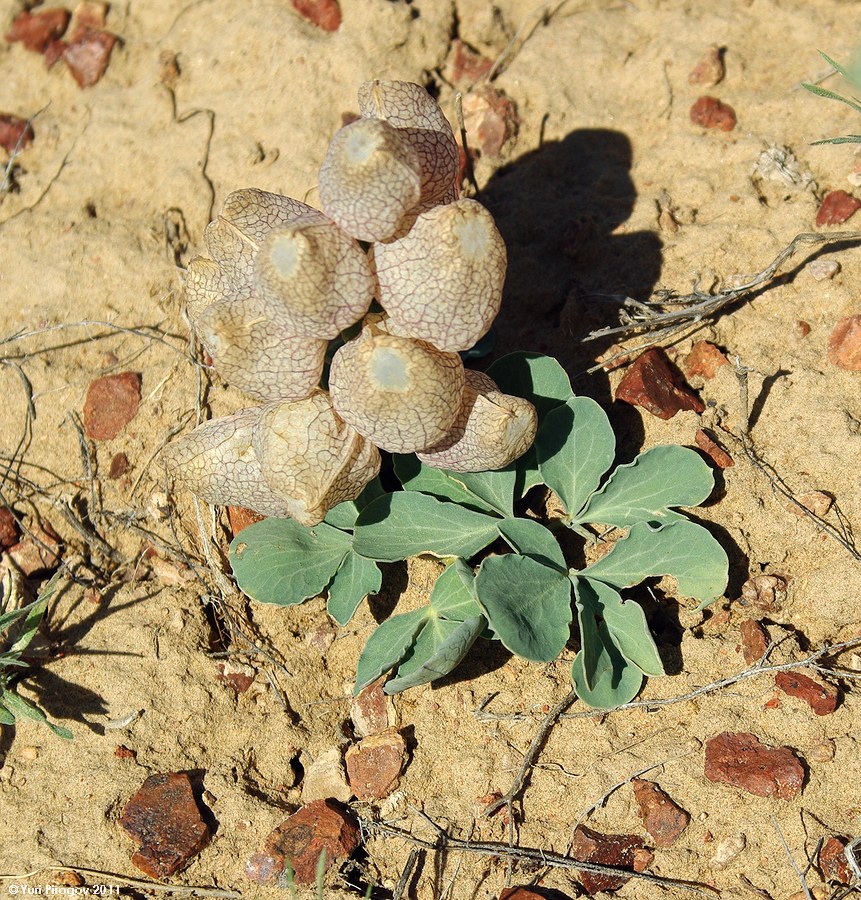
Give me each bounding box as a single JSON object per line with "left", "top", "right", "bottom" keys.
{"left": 358, "top": 79, "right": 459, "bottom": 208}
{"left": 372, "top": 199, "right": 507, "bottom": 351}
{"left": 329, "top": 325, "right": 465, "bottom": 453}
{"left": 162, "top": 408, "right": 293, "bottom": 517}
{"left": 194, "top": 298, "right": 327, "bottom": 401}
{"left": 254, "top": 391, "right": 381, "bottom": 526}
{"left": 319, "top": 118, "right": 422, "bottom": 242}
{"left": 254, "top": 217, "right": 375, "bottom": 338}
{"left": 418, "top": 370, "right": 537, "bottom": 472}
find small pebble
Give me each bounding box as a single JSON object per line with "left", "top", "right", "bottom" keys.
{"left": 8, "top": 521, "right": 63, "bottom": 575}
{"left": 688, "top": 45, "right": 725, "bottom": 86}
{"left": 816, "top": 190, "right": 861, "bottom": 226}
{"left": 83, "top": 372, "right": 141, "bottom": 440}
{"left": 684, "top": 340, "right": 728, "bottom": 379}
{"left": 790, "top": 490, "right": 833, "bottom": 518}
{"left": 704, "top": 732, "right": 804, "bottom": 799}
{"left": 214, "top": 660, "right": 255, "bottom": 695}
{"left": 739, "top": 619, "right": 769, "bottom": 664}
{"left": 615, "top": 347, "right": 704, "bottom": 419}
{"left": 445, "top": 39, "right": 493, "bottom": 87}
{"left": 108, "top": 452, "right": 130, "bottom": 479}
{"left": 740, "top": 574, "right": 787, "bottom": 611}
{"left": 460, "top": 85, "right": 519, "bottom": 157}
{"left": 710, "top": 834, "right": 746, "bottom": 869}
{"left": 819, "top": 836, "right": 851, "bottom": 884}
{"left": 350, "top": 677, "right": 397, "bottom": 737}
{"left": 795, "top": 319, "right": 812, "bottom": 337}
{"left": 807, "top": 738, "right": 836, "bottom": 763}
{"left": 570, "top": 825, "right": 649, "bottom": 894}
{"left": 499, "top": 888, "right": 546, "bottom": 900}
{"left": 19, "top": 746, "right": 39, "bottom": 761}
{"left": 0, "top": 114, "right": 35, "bottom": 154}
{"left": 227, "top": 505, "right": 264, "bottom": 536}
{"left": 774, "top": 671, "right": 839, "bottom": 716}
{"left": 0, "top": 507, "right": 19, "bottom": 549}
{"left": 690, "top": 96, "right": 736, "bottom": 131}
{"left": 4, "top": 8, "right": 70, "bottom": 53}
{"left": 828, "top": 315, "right": 861, "bottom": 370}
{"left": 290, "top": 0, "right": 341, "bottom": 31}
{"left": 114, "top": 745, "right": 137, "bottom": 760}
{"left": 345, "top": 728, "right": 407, "bottom": 800}
{"left": 695, "top": 428, "right": 734, "bottom": 469}
{"left": 809, "top": 259, "right": 840, "bottom": 281}
{"left": 631, "top": 779, "right": 690, "bottom": 848}
{"left": 300, "top": 747, "right": 352, "bottom": 804}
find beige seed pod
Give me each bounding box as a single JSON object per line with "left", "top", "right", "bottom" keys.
{"left": 184, "top": 255, "right": 242, "bottom": 323}
{"left": 371, "top": 198, "right": 507, "bottom": 352}
{"left": 205, "top": 189, "right": 325, "bottom": 291}
{"left": 253, "top": 217, "right": 375, "bottom": 339}
{"left": 329, "top": 325, "right": 465, "bottom": 453}
{"left": 319, "top": 118, "right": 422, "bottom": 242}
{"left": 358, "top": 79, "right": 459, "bottom": 208}
{"left": 253, "top": 390, "right": 381, "bottom": 527}
{"left": 418, "top": 370, "right": 538, "bottom": 473}
{"left": 161, "top": 407, "right": 293, "bottom": 517}
{"left": 194, "top": 298, "right": 327, "bottom": 401}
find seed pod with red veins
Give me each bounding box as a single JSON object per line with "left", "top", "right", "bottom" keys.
{"left": 194, "top": 298, "right": 327, "bottom": 402}
{"left": 418, "top": 370, "right": 537, "bottom": 472}
{"left": 329, "top": 324, "right": 465, "bottom": 453}
{"left": 253, "top": 390, "right": 381, "bottom": 526}
{"left": 358, "top": 79, "right": 459, "bottom": 208}
{"left": 319, "top": 118, "right": 422, "bottom": 241}
{"left": 371, "top": 198, "right": 507, "bottom": 351}
{"left": 161, "top": 407, "right": 293, "bottom": 517}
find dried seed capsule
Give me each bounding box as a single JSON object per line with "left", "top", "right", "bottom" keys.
{"left": 329, "top": 325, "right": 465, "bottom": 453}
{"left": 184, "top": 255, "right": 242, "bottom": 323}
{"left": 371, "top": 199, "right": 507, "bottom": 351}
{"left": 319, "top": 118, "right": 422, "bottom": 241}
{"left": 194, "top": 298, "right": 327, "bottom": 401}
{"left": 205, "top": 189, "right": 325, "bottom": 291}
{"left": 161, "top": 408, "right": 292, "bottom": 517}
{"left": 254, "top": 217, "right": 375, "bottom": 338}
{"left": 418, "top": 370, "right": 537, "bottom": 472}
{"left": 253, "top": 391, "right": 381, "bottom": 526}
{"left": 358, "top": 79, "right": 459, "bottom": 208}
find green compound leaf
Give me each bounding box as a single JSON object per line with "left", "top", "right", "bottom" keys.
{"left": 354, "top": 607, "right": 429, "bottom": 694}
{"left": 536, "top": 397, "right": 615, "bottom": 519}
{"left": 323, "top": 477, "right": 386, "bottom": 530}
{"left": 326, "top": 551, "right": 382, "bottom": 626}
{"left": 571, "top": 633, "right": 643, "bottom": 710}
{"left": 475, "top": 554, "right": 572, "bottom": 662}
{"left": 485, "top": 351, "right": 573, "bottom": 419}
{"left": 393, "top": 454, "right": 503, "bottom": 515}
{"left": 574, "top": 445, "right": 714, "bottom": 527}
{"left": 386, "top": 615, "right": 486, "bottom": 694}
{"left": 496, "top": 516, "right": 566, "bottom": 571}
{"left": 354, "top": 492, "right": 500, "bottom": 562}
{"left": 429, "top": 559, "right": 483, "bottom": 622}
{"left": 230, "top": 518, "right": 352, "bottom": 605}
{"left": 582, "top": 520, "right": 729, "bottom": 604}
{"left": 574, "top": 577, "right": 664, "bottom": 685}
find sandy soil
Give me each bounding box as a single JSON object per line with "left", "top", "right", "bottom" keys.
{"left": 1, "top": 1, "right": 860, "bottom": 898}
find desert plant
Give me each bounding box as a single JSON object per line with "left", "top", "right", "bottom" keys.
{"left": 230, "top": 353, "right": 728, "bottom": 710}
{"left": 0, "top": 570, "right": 72, "bottom": 739}
{"left": 803, "top": 50, "right": 861, "bottom": 144}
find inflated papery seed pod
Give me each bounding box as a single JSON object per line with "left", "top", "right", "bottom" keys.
{"left": 161, "top": 407, "right": 292, "bottom": 517}
{"left": 358, "top": 79, "right": 459, "bottom": 208}
{"left": 253, "top": 217, "right": 375, "bottom": 338}
{"left": 328, "top": 323, "right": 465, "bottom": 453}
{"left": 205, "top": 189, "right": 324, "bottom": 291}
{"left": 184, "top": 255, "right": 244, "bottom": 323}
{"left": 253, "top": 390, "right": 381, "bottom": 526}
{"left": 319, "top": 118, "right": 422, "bottom": 242}
{"left": 417, "top": 370, "right": 538, "bottom": 472}
{"left": 371, "top": 198, "right": 507, "bottom": 352}
{"left": 194, "top": 298, "right": 327, "bottom": 401}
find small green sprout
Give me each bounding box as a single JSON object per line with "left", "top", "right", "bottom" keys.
{"left": 803, "top": 50, "right": 861, "bottom": 145}
{"left": 229, "top": 353, "right": 729, "bottom": 710}
{"left": 0, "top": 570, "right": 72, "bottom": 739}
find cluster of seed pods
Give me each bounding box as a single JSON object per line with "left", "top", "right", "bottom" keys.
{"left": 164, "top": 80, "right": 538, "bottom": 526}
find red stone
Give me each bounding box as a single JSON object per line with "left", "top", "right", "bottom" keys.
{"left": 690, "top": 96, "right": 737, "bottom": 131}
{"left": 83, "top": 372, "right": 141, "bottom": 440}
{"left": 739, "top": 619, "right": 769, "bottom": 664}
{"left": 108, "top": 452, "right": 130, "bottom": 479}
{"left": 290, "top": 0, "right": 341, "bottom": 31}
{"left": 684, "top": 340, "right": 728, "bottom": 379}
{"left": 446, "top": 39, "right": 493, "bottom": 87}
{"left": 615, "top": 347, "right": 705, "bottom": 419}
{"left": 631, "top": 779, "right": 690, "bottom": 848}
{"left": 215, "top": 660, "right": 255, "bottom": 695}
{"left": 816, "top": 190, "right": 861, "bottom": 226}
{"left": 570, "top": 825, "right": 648, "bottom": 894}
{"left": 499, "top": 888, "right": 552, "bottom": 900}
{"left": 119, "top": 772, "right": 210, "bottom": 878}
{"left": 345, "top": 728, "right": 407, "bottom": 800}
{"left": 0, "top": 507, "right": 19, "bottom": 550}
{"left": 774, "top": 671, "right": 838, "bottom": 716}
{"left": 8, "top": 522, "right": 62, "bottom": 575}
{"left": 819, "top": 836, "right": 851, "bottom": 884}
{"left": 461, "top": 85, "right": 519, "bottom": 157}
{"left": 704, "top": 732, "right": 804, "bottom": 799}
{"left": 227, "top": 506, "right": 264, "bottom": 536}
{"left": 62, "top": 27, "right": 118, "bottom": 88}
{"left": 114, "top": 745, "right": 137, "bottom": 760}
{"left": 828, "top": 315, "right": 861, "bottom": 371}
{"left": 740, "top": 574, "right": 787, "bottom": 611}
{"left": 5, "top": 8, "right": 70, "bottom": 53}
{"left": 351, "top": 677, "right": 394, "bottom": 737}
{"left": 695, "top": 428, "right": 734, "bottom": 469}
{"left": 245, "top": 799, "right": 360, "bottom": 885}
{"left": 0, "top": 114, "right": 34, "bottom": 154}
